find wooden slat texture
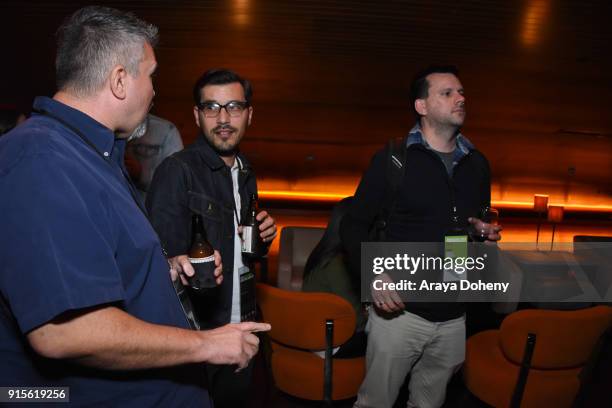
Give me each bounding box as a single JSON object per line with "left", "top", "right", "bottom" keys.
{"left": 2, "top": 0, "right": 611, "bottom": 205}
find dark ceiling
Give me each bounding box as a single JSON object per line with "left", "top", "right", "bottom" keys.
{"left": 2, "top": 0, "right": 611, "bottom": 200}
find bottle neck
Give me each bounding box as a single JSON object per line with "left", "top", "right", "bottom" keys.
{"left": 243, "top": 195, "right": 258, "bottom": 225}
{"left": 192, "top": 215, "right": 207, "bottom": 241}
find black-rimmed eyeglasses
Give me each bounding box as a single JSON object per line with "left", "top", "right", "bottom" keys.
{"left": 196, "top": 100, "right": 249, "bottom": 118}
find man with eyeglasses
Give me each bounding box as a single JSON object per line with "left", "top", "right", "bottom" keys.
{"left": 147, "top": 68, "right": 277, "bottom": 408}
{"left": 125, "top": 113, "right": 184, "bottom": 198}
{"left": 0, "top": 8, "right": 269, "bottom": 407}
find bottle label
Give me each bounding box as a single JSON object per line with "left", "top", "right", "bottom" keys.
{"left": 189, "top": 255, "right": 215, "bottom": 264}
{"left": 188, "top": 256, "right": 216, "bottom": 292}
{"left": 241, "top": 226, "right": 255, "bottom": 253}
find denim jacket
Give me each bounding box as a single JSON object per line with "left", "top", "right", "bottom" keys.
{"left": 146, "top": 136, "right": 258, "bottom": 328}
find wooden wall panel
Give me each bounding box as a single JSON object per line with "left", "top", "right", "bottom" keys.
{"left": 2, "top": 0, "right": 611, "bottom": 209}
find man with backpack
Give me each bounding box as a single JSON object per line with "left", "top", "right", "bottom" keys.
{"left": 341, "top": 65, "right": 501, "bottom": 408}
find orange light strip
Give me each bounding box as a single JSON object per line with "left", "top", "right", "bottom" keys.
{"left": 258, "top": 190, "right": 349, "bottom": 202}
{"left": 258, "top": 190, "right": 612, "bottom": 212}
{"left": 490, "top": 200, "right": 612, "bottom": 212}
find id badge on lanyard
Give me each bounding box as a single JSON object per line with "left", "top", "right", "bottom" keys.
{"left": 444, "top": 234, "right": 468, "bottom": 282}
{"left": 239, "top": 265, "right": 256, "bottom": 321}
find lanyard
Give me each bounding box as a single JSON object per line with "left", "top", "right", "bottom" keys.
{"left": 230, "top": 158, "right": 243, "bottom": 225}
{"left": 423, "top": 145, "right": 463, "bottom": 231}
{"left": 234, "top": 206, "right": 241, "bottom": 226}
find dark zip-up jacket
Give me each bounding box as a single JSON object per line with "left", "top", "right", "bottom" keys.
{"left": 146, "top": 136, "right": 258, "bottom": 328}
{"left": 340, "top": 134, "right": 491, "bottom": 322}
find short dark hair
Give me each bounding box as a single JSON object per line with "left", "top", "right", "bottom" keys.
{"left": 192, "top": 69, "right": 253, "bottom": 106}
{"left": 55, "top": 6, "right": 158, "bottom": 96}
{"left": 409, "top": 65, "right": 459, "bottom": 118}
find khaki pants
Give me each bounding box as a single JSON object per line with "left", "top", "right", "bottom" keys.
{"left": 354, "top": 310, "right": 465, "bottom": 408}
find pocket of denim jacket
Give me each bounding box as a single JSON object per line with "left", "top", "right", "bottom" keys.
{"left": 187, "top": 191, "right": 224, "bottom": 223}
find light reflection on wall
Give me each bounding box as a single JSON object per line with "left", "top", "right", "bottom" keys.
{"left": 232, "top": 0, "right": 250, "bottom": 27}
{"left": 521, "top": 0, "right": 550, "bottom": 47}
{"left": 258, "top": 176, "right": 612, "bottom": 212}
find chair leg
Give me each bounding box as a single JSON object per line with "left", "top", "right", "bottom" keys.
{"left": 324, "top": 319, "right": 334, "bottom": 405}
{"left": 511, "top": 332, "right": 537, "bottom": 408}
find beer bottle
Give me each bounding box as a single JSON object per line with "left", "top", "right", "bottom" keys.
{"left": 188, "top": 213, "right": 216, "bottom": 293}
{"left": 241, "top": 193, "right": 264, "bottom": 257}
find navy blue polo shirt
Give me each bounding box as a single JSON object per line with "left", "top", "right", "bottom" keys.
{"left": 0, "top": 97, "right": 211, "bottom": 406}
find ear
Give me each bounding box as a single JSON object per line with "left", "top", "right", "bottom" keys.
{"left": 414, "top": 99, "right": 427, "bottom": 116}
{"left": 193, "top": 106, "right": 201, "bottom": 128}
{"left": 247, "top": 106, "right": 253, "bottom": 126}
{"left": 109, "top": 65, "right": 128, "bottom": 100}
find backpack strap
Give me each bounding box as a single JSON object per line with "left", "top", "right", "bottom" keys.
{"left": 386, "top": 135, "right": 408, "bottom": 210}
{"left": 371, "top": 136, "right": 408, "bottom": 240}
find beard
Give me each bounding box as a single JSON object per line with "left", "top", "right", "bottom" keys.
{"left": 202, "top": 124, "right": 242, "bottom": 156}
{"left": 430, "top": 111, "right": 465, "bottom": 131}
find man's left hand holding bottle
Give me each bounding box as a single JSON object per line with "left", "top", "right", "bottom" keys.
{"left": 250, "top": 210, "right": 278, "bottom": 244}
{"left": 169, "top": 252, "right": 223, "bottom": 286}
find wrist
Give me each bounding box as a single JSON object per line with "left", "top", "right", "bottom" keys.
{"left": 192, "top": 330, "right": 213, "bottom": 363}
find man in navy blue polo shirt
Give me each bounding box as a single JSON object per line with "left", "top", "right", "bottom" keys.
{"left": 0, "top": 6, "right": 269, "bottom": 406}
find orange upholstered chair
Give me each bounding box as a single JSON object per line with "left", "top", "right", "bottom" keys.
{"left": 464, "top": 306, "right": 612, "bottom": 408}
{"left": 256, "top": 283, "right": 365, "bottom": 404}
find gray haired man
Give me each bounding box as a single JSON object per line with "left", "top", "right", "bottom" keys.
{"left": 0, "top": 6, "right": 269, "bottom": 406}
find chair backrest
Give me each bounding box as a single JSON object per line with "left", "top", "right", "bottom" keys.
{"left": 277, "top": 226, "right": 325, "bottom": 291}
{"left": 573, "top": 235, "right": 612, "bottom": 243}
{"left": 499, "top": 306, "right": 612, "bottom": 369}
{"left": 573, "top": 235, "right": 612, "bottom": 301}
{"left": 256, "top": 283, "right": 356, "bottom": 349}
